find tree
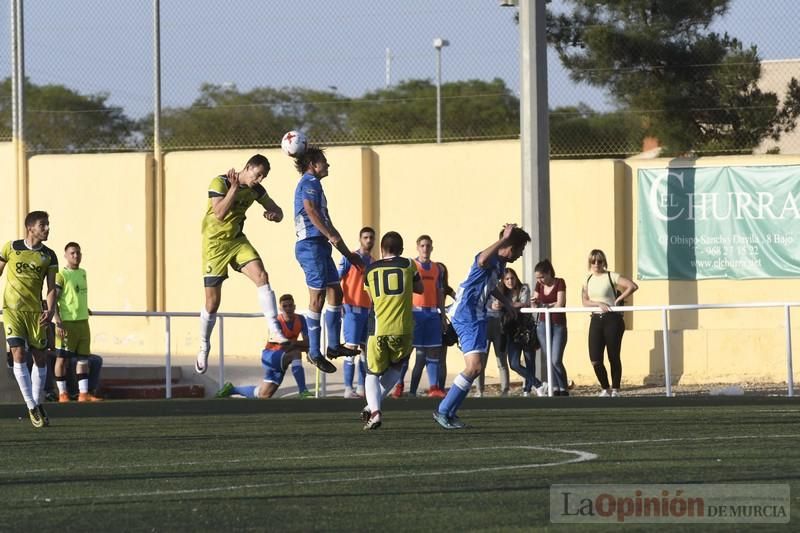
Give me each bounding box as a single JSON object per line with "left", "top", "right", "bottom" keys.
{"left": 137, "top": 83, "right": 351, "bottom": 150}
{"left": 550, "top": 104, "right": 646, "bottom": 157}
{"left": 0, "top": 77, "right": 135, "bottom": 153}
{"left": 547, "top": 0, "right": 800, "bottom": 155}
{"left": 348, "top": 78, "right": 520, "bottom": 142}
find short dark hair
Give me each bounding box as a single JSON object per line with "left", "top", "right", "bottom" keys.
{"left": 25, "top": 211, "right": 49, "bottom": 228}
{"left": 279, "top": 294, "right": 294, "bottom": 304}
{"left": 499, "top": 226, "right": 531, "bottom": 249}
{"left": 64, "top": 242, "right": 81, "bottom": 252}
{"left": 380, "top": 231, "right": 404, "bottom": 255}
{"left": 534, "top": 258, "right": 555, "bottom": 277}
{"left": 293, "top": 145, "right": 326, "bottom": 174}
{"left": 416, "top": 234, "right": 432, "bottom": 245}
{"left": 360, "top": 227, "right": 375, "bottom": 237}
{"left": 245, "top": 154, "right": 270, "bottom": 173}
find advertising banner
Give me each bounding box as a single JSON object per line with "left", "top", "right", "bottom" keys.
{"left": 637, "top": 166, "right": 800, "bottom": 279}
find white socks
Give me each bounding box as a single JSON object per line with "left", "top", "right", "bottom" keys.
{"left": 13, "top": 362, "right": 36, "bottom": 410}
{"left": 257, "top": 284, "right": 287, "bottom": 341}
{"left": 31, "top": 365, "right": 47, "bottom": 405}
{"left": 199, "top": 308, "right": 217, "bottom": 349}
{"left": 365, "top": 374, "right": 382, "bottom": 414}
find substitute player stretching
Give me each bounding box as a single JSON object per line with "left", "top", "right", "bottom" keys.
{"left": 361, "top": 231, "right": 423, "bottom": 430}
{"left": 433, "top": 224, "right": 531, "bottom": 430}
{"left": 197, "top": 154, "right": 288, "bottom": 375}
{"left": 53, "top": 242, "right": 101, "bottom": 402}
{"left": 0, "top": 211, "right": 59, "bottom": 428}
{"left": 216, "top": 293, "right": 314, "bottom": 399}
{"left": 293, "top": 146, "right": 363, "bottom": 374}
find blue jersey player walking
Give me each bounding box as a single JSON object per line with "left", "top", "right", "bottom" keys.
{"left": 293, "top": 146, "right": 364, "bottom": 374}
{"left": 433, "top": 224, "right": 531, "bottom": 430}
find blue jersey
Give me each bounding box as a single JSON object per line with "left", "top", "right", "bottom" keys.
{"left": 294, "top": 173, "right": 331, "bottom": 241}
{"left": 450, "top": 253, "right": 506, "bottom": 324}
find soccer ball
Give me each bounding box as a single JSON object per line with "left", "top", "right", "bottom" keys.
{"left": 281, "top": 130, "right": 307, "bottom": 157}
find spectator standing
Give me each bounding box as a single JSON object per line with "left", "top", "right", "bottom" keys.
{"left": 499, "top": 268, "right": 545, "bottom": 397}
{"left": 581, "top": 249, "right": 638, "bottom": 397}
{"left": 532, "top": 259, "right": 569, "bottom": 396}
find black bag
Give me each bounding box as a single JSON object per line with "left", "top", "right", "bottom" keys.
{"left": 442, "top": 316, "right": 459, "bottom": 347}
{"left": 507, "top": 314, "right": 540, "bottom": 351}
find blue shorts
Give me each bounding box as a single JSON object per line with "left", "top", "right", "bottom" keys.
{"left": 413, "top": 309, "right": 442, "bottom": 348}
{"left": 453, "top": 319, "right": 488, "bottom": 355}
{"left": 343, "top": 304, "right": 370, "bottom": 346}
{"left": 261, "top": 348, "right": 286, "bottom": 385}
{"left": 295, "top": 238, "right": 340, "bottom": 290}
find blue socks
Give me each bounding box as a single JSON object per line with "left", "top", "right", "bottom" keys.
{"left": 325, "top": 306, "right": 342, "bottom": 349}
{"left": 358, "top": 357, "right": 366, "bottom": 389}
{"left": 232, "top": 385, "right": 257, "bottom": 399}
{"left": 291, "top": 359, "right": 307, "bottom": 392}
{"left": 343, "top": 356, "right": 355, "bottom": 389}
{"left": 425, "top": 357, "right": 440, "bottom": 389}
{"left": 437, "top": 373, "right": 474, "bottom": 417}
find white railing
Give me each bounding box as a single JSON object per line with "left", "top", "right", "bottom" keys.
{"left": 521, "top": 302, "right": 800, "bottom": 397}
{"left": 90, "top": 311, "right": 331, "bottom": 399}
{"left": 12, "top": 302, "right": 795, "bottom": 399}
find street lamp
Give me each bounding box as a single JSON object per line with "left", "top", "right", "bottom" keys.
{"left": 433, "top": 37, "right": 450, "bottom": 143}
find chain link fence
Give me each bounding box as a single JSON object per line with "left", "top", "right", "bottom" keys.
{"left": 0, "top": 0, "right": 797, "bottom": 157}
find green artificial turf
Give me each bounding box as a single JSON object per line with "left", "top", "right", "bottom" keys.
{"left": 0, "top": 399, "right": 797, "bottom": 532}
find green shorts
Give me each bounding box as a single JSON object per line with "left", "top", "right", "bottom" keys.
{"left": 202, "top": 236, "right": 261, "bottom": 287}
{"left": 367, "top": 334, "right": 413, "bottom": 375}
{"left": 3, "top": 308, "right": 48, "bottom": 350}
{"left": 59, "top": 319, "right": 91, "bottom": 357}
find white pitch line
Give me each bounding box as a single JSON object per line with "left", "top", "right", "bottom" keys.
{"left": 560, "top": 433, "right": 800, "bottom": 447}
{"left": 12, "top": 446, "right": 598, "bottom": 503}
{"left": 3, "top": 433, "right": 799, "bottom": 477}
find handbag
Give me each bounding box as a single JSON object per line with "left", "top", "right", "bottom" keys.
{"left": 442, "top": 316, "right": 459, "bottom": 347}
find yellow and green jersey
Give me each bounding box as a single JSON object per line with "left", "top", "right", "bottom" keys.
{"left": 201, "top": 175, "right": 274, "bottom": 242}
{"left": 55, "top": 267, "right": 89, "bottom": 321}
{"left": 364, "top": 256, "right": 419, "bottom": 336}
{"left": 0, "top": 240, "right": 58, "bottom": 312}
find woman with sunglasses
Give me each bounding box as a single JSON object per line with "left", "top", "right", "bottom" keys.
{"left": 581, "top": 249, "right": 638, "bottom": 397}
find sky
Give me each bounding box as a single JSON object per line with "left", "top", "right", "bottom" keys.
{"left": 0, "top": 0, "right": 796, "bottom": 118}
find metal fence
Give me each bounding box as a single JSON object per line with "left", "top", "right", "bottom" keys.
{"left": 1, "top": 0, "right": 798, "bottom": 156}
{"left": 87, "top": 301, "right": 799, "bottom": 399}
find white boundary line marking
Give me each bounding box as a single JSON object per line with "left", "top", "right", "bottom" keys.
{"left": 15, "top": 446, "right": 598, "bottom": 503}
{"left": 3, "top": 433, "right": 799, "bottom": 477}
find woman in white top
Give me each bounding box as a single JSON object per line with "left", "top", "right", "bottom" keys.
{"left": 581, "top": 249, "right": 638, "bottom": 397}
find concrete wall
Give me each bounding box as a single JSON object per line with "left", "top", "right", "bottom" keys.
{"left": 0, "top": 142, "right": 797, "bottom": 386}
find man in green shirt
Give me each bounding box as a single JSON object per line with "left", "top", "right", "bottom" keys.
{"left": 0, "top": 211, "right": 59, "bottom": 428}
{"left": 198, "top": 154, "right": 288, "bottom": 375}
{"left": 54, "top": 242, "right": 101, "bottom": 402}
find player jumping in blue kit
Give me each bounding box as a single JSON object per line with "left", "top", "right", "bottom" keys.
{"left": 292, "top": 146, "right": 364, "bottom": 374}
{"left": 433, "top": 224, "right": 531, "bottom": 429}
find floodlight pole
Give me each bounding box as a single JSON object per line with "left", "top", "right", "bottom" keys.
{"left": 434, "top": 38, "right": 449, "bottom": 143}
{"left": 518, "top": 0, "right": 551, "bottom": 277}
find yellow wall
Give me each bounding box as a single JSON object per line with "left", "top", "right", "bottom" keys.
{"left": 0, "top": 142, "right": 797, "bottom": 386}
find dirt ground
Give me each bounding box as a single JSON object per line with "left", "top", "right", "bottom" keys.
{"left": 480, "top": 380, "right": 794, "bottom": 398}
